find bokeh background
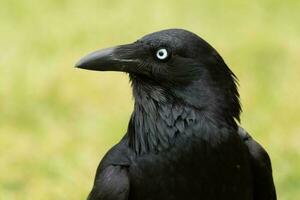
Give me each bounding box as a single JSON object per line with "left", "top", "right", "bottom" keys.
{"left": 0, "top": 0, "right": 299, "bottom": 199}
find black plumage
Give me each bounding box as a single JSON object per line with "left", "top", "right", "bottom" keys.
{"left": 75, "top": 29, "right": 276, "bottom": 200}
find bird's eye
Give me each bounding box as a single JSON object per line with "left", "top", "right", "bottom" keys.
{"left": 156, "top": 48, "right": 169, "bottom": 60}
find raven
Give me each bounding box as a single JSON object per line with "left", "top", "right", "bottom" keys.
{"left": 75, "top": 29, "right": 276, "bottom": 200}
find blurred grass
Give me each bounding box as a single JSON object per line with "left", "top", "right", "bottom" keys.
{"left": 0, "top": 0, "right": 299, "bottom": 199}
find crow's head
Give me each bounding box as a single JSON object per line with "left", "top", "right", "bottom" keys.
{"left": 76, "top": 29, "right": 241, "bottom": 126}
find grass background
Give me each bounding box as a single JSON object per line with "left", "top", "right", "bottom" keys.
{"left": 0, "top": 0, "right": 299, "bottom": 199}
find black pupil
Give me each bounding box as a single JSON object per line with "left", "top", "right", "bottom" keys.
{"left": 159, "top": 51, "right": 164, "bottom": 56}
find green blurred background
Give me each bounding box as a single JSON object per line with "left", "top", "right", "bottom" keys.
{"left": 0, "top": 0, "right": 299, "bottom": 199}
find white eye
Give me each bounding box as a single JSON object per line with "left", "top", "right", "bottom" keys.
{"left": 156, "top": 48, "right": 168, "bottom": 60}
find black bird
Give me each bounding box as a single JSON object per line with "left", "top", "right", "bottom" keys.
{"left": 75, "top": 29, "right": 276, "bottom": 200}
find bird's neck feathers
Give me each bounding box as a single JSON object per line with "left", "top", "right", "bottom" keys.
{"left": 127, "top": 75, "right": 240, "bottom": 155}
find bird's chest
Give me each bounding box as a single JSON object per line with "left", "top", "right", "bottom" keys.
{"left": 128, "top": 134, "right": 252, "bottom": 200}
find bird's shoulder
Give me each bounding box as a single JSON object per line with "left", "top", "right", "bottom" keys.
{"left": 87, "top": 164, "right": 129, "bottom": 200}
{"left": 238, "top": 127, "right": 276, "bottom": 200}
{"left": 238, "top": 127, "right": 272, "bottom": 168}
{"left": 98, "top": 138, "right": 133, "bottom": 169}
{"left": 87, "top": 138, "right": 133, "bottom": 200}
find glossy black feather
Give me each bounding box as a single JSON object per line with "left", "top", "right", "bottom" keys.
{"left": 239, "top": 127, "right": 277, "bottom": 200}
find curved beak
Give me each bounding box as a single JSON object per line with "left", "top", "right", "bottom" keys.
{"left": 75, "top": 43, "right": 140, "bottom": 72}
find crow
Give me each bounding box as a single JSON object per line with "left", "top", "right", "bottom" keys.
{"left": 75, "top": 29, "right": 276, "bottom": 200}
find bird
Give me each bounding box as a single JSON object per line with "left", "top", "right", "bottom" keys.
{"left": 75, "top": 29, "right": 276, "bottom": 200}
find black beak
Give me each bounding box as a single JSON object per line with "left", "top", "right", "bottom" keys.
{"left": 75, "top": 44, "right": 139, "bottom": 72}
